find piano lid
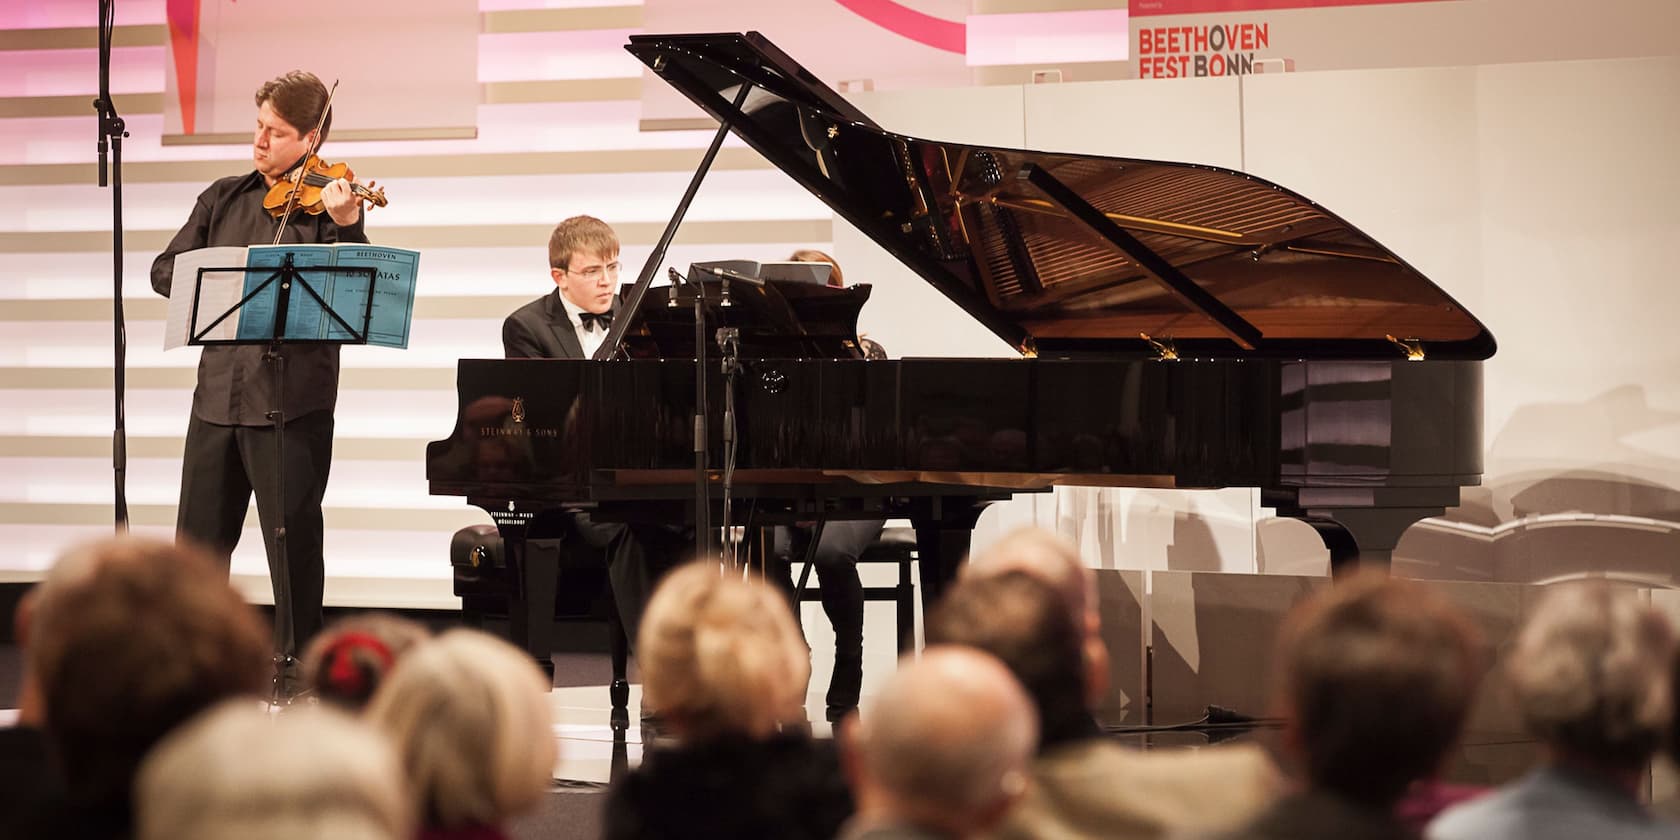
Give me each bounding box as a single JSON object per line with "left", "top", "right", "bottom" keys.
{"left": 626, "top": 32, "right": 1496, "bottom": 361}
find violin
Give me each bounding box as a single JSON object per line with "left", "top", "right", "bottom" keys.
{"left": 263, "top": 154, "right": 388, "bottom": 219}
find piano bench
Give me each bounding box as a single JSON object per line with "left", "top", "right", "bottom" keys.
{"left": 794, "top": 526, "right": 917, "bottom": 654}
{"left": 449, "top": 523, "right": 631, "bottom": 722}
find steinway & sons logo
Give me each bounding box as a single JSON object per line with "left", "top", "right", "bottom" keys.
{"left": 476, "top": 395, "right": 563, "bottom": 438}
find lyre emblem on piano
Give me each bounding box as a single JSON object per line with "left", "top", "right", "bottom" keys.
{"left": 511, "top": 397, "right": 527, "bottom": 424}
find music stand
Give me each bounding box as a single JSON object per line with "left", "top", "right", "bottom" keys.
{"left": 186, "top": 252, "right": 377, "bottom": 699}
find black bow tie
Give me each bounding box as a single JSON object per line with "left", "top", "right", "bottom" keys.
{"left": 578, "top": 310, "right": 614, "bottom": 332}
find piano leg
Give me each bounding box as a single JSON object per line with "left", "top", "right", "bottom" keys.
{"left": 1293, "top": 505, "right": 1447, "bottom": 575}
{"left": 496, "top": 522, "right": 558, "bottom": 683}
{"left": 606, "top": 585, "right": 630, "bottom": 726}
{"left": 911, "top": 496, "right": 987, "bottom": 618}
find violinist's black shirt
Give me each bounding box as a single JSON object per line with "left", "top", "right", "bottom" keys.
{"left": 151, "top": 170, "right": 368, "bottom": 426}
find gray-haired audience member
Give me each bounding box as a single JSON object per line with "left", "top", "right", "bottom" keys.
{"left": 1212, "top": 571, "right": 1482, "bottom": 840}
{"left": 21, "top": 536, "right": 271, "bottom": 839}
{"left": 838, "top": 646, "right": 1038, "bottom": 839}
{"left": 1428, "top": 582, "right": 1679, "bottom": 840}
{"left": 366, "top": 628, "right": 556, "bottom": 840}
{"left": 135, "top": 700, "right": 411, "bottom": 840}
{"left": 927, "top": 567, "right": 1278, "bottom": 839}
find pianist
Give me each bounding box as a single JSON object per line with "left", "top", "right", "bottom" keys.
{"left": 501, "top": 216, "right": 686, "bottom": 659}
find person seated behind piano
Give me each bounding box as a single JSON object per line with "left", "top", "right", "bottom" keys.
{"left": 774, "top": 249, "right": 887, "bottom": 724}
{"left": 501, "top": 215, "right": 687, "bottom": 670}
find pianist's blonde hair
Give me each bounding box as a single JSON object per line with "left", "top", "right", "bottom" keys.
{"left": 639, "top": 560, "right": 812, "bottom": 739}
{"left": 548, "top": 215, "right": 619, "bottom": 270}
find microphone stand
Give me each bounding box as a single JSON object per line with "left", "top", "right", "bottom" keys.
{"left": 716, "top": 325, "right": 741, "bottom": 568}
{"left": 95, "top": 0, "right": 130, "bottom": 531}
{"left": 680, "top": 269, "right": 713, "bottom": 558}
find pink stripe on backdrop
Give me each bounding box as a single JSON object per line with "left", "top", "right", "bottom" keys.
{"left": 832, "top": 0, "right": 967, "bottom": 54}
{"left": 966, "top": 9, "right": 1129, "bottom": 66}
{"left": 1131, "top": 0, "right": 1449, "bottom": 16}
{"left": 0, "top": 0, "right": 164, "bottom": 29}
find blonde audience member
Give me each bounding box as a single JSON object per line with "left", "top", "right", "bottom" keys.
{"left": 603, "top": 561, "right": 853, "bottom": 839}
{"left": 301, "top": 612, "right": 430, "bottom": 710}
{"left": 1211, "top": 571, "right": 1482, "bottom": 840}
{"left": 838, "top": 646, "right": 1039, "bottom": 840}
{"left": 366, "top": 629, "right": 555, "bottom": 840}
{"left": 24, "top": 536, "right": 270, "bottom": 840}
{"left": 135, "top": 700, "right": 411, "bottom": 840}
{"left": 1428, "top": 581, "right": 1677, "bottom": 840}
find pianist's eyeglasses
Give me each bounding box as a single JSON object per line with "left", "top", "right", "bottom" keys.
{"left": 567, "top": 262, "right": 621, "bottom": 281}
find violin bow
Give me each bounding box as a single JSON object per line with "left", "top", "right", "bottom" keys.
{"left": 270, "top": 79, "right": 340, "bottom": 244}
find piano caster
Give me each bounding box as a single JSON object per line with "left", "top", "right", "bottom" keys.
{"left": 610, "top": 677, "right": 631, "bottom": 726}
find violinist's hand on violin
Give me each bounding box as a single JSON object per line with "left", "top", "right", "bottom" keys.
{"left": 321, "top": 177, "right": 361, "bottom": 227}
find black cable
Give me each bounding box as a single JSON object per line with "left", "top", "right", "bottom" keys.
{"left": 1102, "top": 705, "right": 1283, "bottom": 735}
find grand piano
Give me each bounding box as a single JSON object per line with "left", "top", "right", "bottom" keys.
{"left": 427, "top": 32, "right": 1495, "bottom": 644}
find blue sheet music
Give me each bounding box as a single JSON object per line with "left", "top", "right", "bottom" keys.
{"left": 329, "top": 246, "right": 421, "bottom": 348}
{"left": 232, "top": 244, "right": 420, "bottom": 347}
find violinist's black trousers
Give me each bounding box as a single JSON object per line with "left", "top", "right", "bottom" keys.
{"left": 175, "top": 411, "right": 335, "bottom": 660}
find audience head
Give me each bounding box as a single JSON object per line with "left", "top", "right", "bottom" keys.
{"left": 969, "top": 527, "right": 1094, "bottom": 630}
{"left": 135, "top": 700, "right": 411, "bottom": 840}
{"left": 12, "top": 541, "right": 107, "bottom": 726}
{"left": 366, "top": 629, "right": 555, "bottom": 830}
{"left": 301, "top": 612, "right": 430, "bottom": 711}
{"left": 638, "top": 560, "right": 811, "bottom": 739}
{"left": 841, "top": 646, "right": 1037, "bottom": 837}
{"left": 1507, "top": 580, "right": 1673, "bottom": 773}
{"left": 789, "top": 248, "right": 843, "bottom": 287}
{"left": 548, "top": 215, "right": 620, "bottom": 314}
{"left": 966, "top": 527, "right": 1108, "bottom": 707}
{"left": 26, "top": 536, "right": 269, "bottom": 810}
{"left": 1274, "top": 571, "right": 1481, "bottom": 809}
{"left": 927, "top": 571, "right": 1092, "bottom": 748}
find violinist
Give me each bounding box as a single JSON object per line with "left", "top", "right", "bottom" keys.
{"left": 151, "top": 70, "right": 370, "bottom": 701}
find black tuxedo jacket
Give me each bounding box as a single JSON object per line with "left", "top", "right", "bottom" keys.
{"left": 502, "top": 288, "right": 622, "bottom": 360}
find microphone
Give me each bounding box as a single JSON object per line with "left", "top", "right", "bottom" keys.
{"left": 699, "top": 265, "right": 752, "bottom": 307}
{"left": 699, "top": 265, "right": 757, "bottom": 283}
{"left": 666, "top": 267, "right": 685, "bottom": 307}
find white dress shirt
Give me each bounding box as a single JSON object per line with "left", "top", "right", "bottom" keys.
{"left": 558, "top": 290, "right": 609, "bottom": 359}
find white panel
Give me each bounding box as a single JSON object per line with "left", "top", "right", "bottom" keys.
{"left": 1023, "top": 75, "right": 1242, "bottom": 167}
{"left": 0, "top": 103, "right": 732, "bottom": 165}
{"left": 0, "top": 46, "right": 163, "bottom": 97}
{"left": 1240, "top": 64, "right": 1484, "bottom": 315}
{"left": 0, "top": 0, "right": 163, "bottom": 29}
{"left": 1472, "top": 57, "right": 1680, "bottom": 525}
{"left": 0, "top": 168, "right": 826, "bottom": 232}
{"left": 168, "top": 0, "right": 479, "bottom": 139}
{"left": 478, "top": 30, "right": 645, "bottom": 82}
